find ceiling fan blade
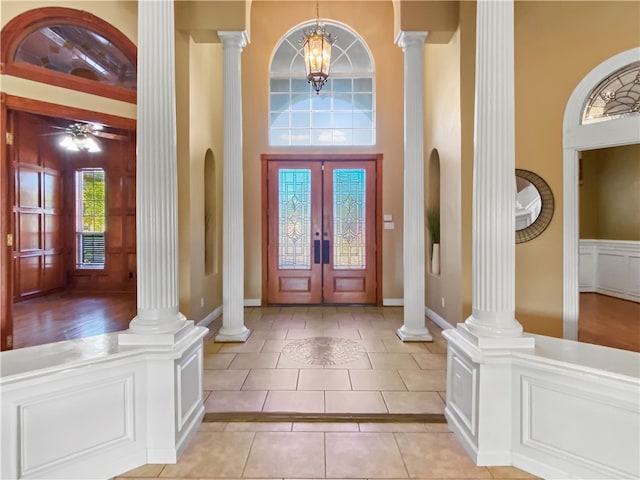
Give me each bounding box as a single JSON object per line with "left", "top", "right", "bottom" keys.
{"left": 93, "top": 131, "right": 129, "bottom": 141}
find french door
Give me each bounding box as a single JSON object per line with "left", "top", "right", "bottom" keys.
{"left": 265, "top": 157, "right": 379, "bottom": 304}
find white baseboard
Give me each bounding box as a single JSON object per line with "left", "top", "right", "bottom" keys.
{"left": 244, "top": 298, "right": 261, "bottom": 307}
{"left": 196, "top": 305, "right": 223, "bottom": 329}
{"left": 382, "top": 298, "right": 404, "bottom": 306}
{"left": 425, "top": 306, "right": 455, "bottom": 330}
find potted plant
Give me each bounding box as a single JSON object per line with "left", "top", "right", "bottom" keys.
{"left": 426, "top": 207, "right": 440, "bottom": 275}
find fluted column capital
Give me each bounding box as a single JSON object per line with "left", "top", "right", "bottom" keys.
{"left": 218, "top": 30, "right": 249, "bottom": 48}
{"left": 395, "top": 31, "right": 428, "bottom": 50}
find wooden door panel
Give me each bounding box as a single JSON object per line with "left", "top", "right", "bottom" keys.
{"left": 43, "top": 173, "right": 62, "bottom": 209}
{"left": 44, "top": 214, "right": 62, "bottom": 250}
{"left": 18, "top": 256, "right": 40, "bottom": 294}
{"left": 267, "top": 161, "right": 322, "bottom": 304}
{"left": 43, "top": 254, "right": 64, "bottom": 290}
{"left": 18, "top": 213, "right": 41, "bottom": 251}
{"left": 322, "top": 161, "right": 377, "bottom": 304}
{"left": 18, "top": 169, "right": 40, "bottom": 207}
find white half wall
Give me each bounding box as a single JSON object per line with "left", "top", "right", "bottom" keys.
{"left": 444, "top": 328, "right": 640, "bottom": 479}
{"left": 0, "top": 326, "right": 207, "bottom": 480}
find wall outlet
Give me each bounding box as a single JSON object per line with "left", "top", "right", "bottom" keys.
{"left": 441, "top": 297, "right": 445, "bottom": 308}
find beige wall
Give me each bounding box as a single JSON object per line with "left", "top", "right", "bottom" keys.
{"left": 423, "top": 28, "right": 462, "bottom": 324}
{"left": 175, "top": 33, "right": 225, "bottom": 320}
{"left": 580, "top": 145, "right": 640, "bottom": 241}
{"left": 242, "top": 1, "right": 406, "bottom": 301}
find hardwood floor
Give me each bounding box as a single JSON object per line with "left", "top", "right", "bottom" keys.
{"left": 10, "top": 291, "right": 639, "bottom": 353}
{"left": 579, "top": 293, "right": 640, "bottom": 352}
{"left": 12, "top": 291, "right": 136, "bottom": 349}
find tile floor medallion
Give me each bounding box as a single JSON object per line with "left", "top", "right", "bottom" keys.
{"left": 281, "top": 336, "right": 366, "bottom": 365}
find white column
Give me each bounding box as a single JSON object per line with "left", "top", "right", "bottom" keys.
{"left": 461, "top": 0, "right": 532, "bottom": 348}
{"left": 216, "top": 31, "right": 250, "bottom": 342}
{"left": 395, "top": 31, "right": 432, "bottom": 342}
{"left": 120, "top": 0, "right": 191, "bottom": 345}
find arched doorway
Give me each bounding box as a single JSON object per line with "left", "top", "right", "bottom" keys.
{"left": 562, "top": 47, "right": 640, "bottom": 340}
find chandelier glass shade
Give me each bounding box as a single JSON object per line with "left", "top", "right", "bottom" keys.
{"left": 302, "top": 23, "right": 334, "bottom": 94}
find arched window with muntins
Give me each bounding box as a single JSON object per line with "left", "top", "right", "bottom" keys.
{"left": 269, "top": 21, "right": 375, "bottom": 146}
{"left": 1, "top": 7, "right": 137, "bottom": 103}
{"left": 582, "top": 61, "right": 640, "bottom": 124}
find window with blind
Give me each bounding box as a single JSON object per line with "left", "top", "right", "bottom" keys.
{"left": 76, "top": 169, "right": 106, "bottom": 268}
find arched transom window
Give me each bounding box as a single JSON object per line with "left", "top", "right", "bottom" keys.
{"left": 1, "top": 7, "right": 137, "bottom": 103}
{"left": 582, "top": 61, "right": 640, "bottom": 124}
{"left": 269, "top": 21, "right": 375, "bottom": 146}
{"left": 16, "top": 25, "right": 136, "bottom": 90}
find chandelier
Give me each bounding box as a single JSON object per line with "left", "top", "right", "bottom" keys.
{"left": 302, "top": 1, "right": 335, "bottom": 94}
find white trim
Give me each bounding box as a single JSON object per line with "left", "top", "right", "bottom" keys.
{"left": 196, "top": 305, "right": 223, "bottom": 329}
{"left": 244, "top": 298, "right": 262, "bottom": 307}
{"left": 425, "top": 306, "right": 455, "bottom": 331}
{"left": 562, "top": 47, "right": 640, "bottom": 341}
{"left": 382, "top": 298, "right": 404, "bottom": 306}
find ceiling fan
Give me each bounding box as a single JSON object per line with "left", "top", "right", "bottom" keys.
{"left": 44, "top": 122, "right": 128, "bottom": 153}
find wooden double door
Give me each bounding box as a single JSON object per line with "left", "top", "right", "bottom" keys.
{"left": 265, "top": 156, "right": 380, "bottom": 305}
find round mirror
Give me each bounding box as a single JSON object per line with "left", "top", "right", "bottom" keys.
{"left": 515, "top": 169, "right": 554, "bottom": 243}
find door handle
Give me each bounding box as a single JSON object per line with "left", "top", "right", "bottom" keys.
{"left": 314, "top": 240, "right": 320, "bottom": 264}
{"left": 322, "top": 239, "right": 330, "bottom": 264}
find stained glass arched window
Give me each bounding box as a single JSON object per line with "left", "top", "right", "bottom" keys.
{"left": 1, "top": 8, "right": 137, "bottom": 103}
{"left": 269, "top": 21, "right": 375, "bottom": 146}
{"left": 582, "top": 61, "right": 640, "bottom": 124}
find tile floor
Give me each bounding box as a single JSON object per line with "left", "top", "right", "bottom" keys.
{"left": 202, "top": 306, "right": 448, "bottom": 415}
{"left": 116, "top": 306, "right": 539, "bottom": 479}
{"left": 116, "top": 421, "right": 539, "bottom": 479}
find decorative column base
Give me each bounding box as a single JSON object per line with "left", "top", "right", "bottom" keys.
{"left": 396, "top": 324, "right": 432, "bottom": 342}
{"left": 215, "top": 325, "right": 251, "bottom": 342}
{"left": 120, "top": 319, "right": 194, "bottom": 346}
{"left": 458, "top": 322, "right": 535, "bottom": 350}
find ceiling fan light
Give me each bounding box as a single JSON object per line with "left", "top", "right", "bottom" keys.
{"left": 60, "top": 135, "right": 80, "bottom": 151}
{"left": 84, "top": 136, "right": 101, "bottom": 153}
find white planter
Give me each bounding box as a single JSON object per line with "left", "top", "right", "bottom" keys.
{"left": 432, "top": 243, "right": 440, "bottom": 275}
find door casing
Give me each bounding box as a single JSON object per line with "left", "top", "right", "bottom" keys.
{"left": 261, "top": 153, "right": 383, "bottom": 306}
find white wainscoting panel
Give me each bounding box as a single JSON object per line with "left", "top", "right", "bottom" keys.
{"left": 177, "top": 348, "right": 203, "bottom": 430}
{"left": 579, "top": 239, "right": 640, "bottom": 301}
{"left": 519, "top": 374, "right": 638, "bottom": 479}
{"left": 20, "top": 375, "right": 134, "bottom": 477}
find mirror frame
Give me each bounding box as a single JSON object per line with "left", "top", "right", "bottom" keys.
{"left": 515, "top": 169, "right": 554, "bottom": 244}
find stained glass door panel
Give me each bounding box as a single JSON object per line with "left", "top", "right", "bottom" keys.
{"left": 267, "top": 162, "right": 322, "bottom": 304}
{"left": 323, "top": 161, "right": 376, "bottom": 304}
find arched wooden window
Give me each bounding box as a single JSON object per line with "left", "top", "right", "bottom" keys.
{"left": 1, "top": 7, "right": 137, "bottom": 103}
